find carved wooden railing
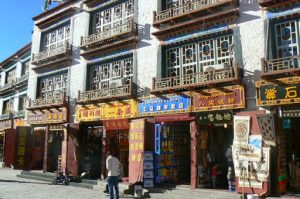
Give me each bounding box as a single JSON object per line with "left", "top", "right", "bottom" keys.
{"left": 80, "top": 19, "right": 136, "bottom": 48}
{"left": 31, "top": 41, "right": 72, "bottom": 65}
{"left": 13, "top": 110, "right": 25, "bottom": 118}
{"left": 27, "top": 92, "right": 67, "bottom": 109}
{"left": 154, "top": 0, "right": 223, "bottom": 23}
{"left": 15, "top": 73, "right": 29, "bottom": 84}
{"left": 261, "top": 56, "right": 300, "bottom": 75}
{"left": 78, "top": 83, "right": 135, "bottom": 103}
{"left": 0, "top": 80, "right": 15, "bottom": 92}
{"left": 152, "top": 66, "right": 239, "bottom": 92}
{"left": 0, "top": 113, "right": 11, "bottom": 121}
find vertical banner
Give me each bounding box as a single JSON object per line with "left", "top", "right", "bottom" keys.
{"left": 233, "top": 116, "right": 250, "bottom": 146}
{"left": 129, "top": 119, "right": 145, "bottom": 184}
{"left": 14, "top": 127, "right": 32, "bottom": 170}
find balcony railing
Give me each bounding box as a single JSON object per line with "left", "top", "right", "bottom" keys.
{"left": 27, "top": 92, "right": 68, "bottom": 110}
{"left": 0, "top": 113, "right": 11, "bottom": 121}
{"left": 154, "top": 0, "right": 225, "bottom": 23}
{"left": 258, "top": 0, "right": 287, "bottom": 7}
{"left": 15, "top": 73, "right": 29, "bottom": 85}
{"left": 261, "top": 56, "right": 300, "bottom": 76}
{"left": 13, "top": 110, "right": 25, "bottom": 118}
{"left": 31, "top": 41, "right": 72, "bottom": 67}
{"left": 80, "top": 19, "right": 137, "bottom": 48}
{"left": 0, "top": 81, "right": 14, "bottom": 92}
{"left": 152, "top": 66, "right": 239, "bottom": 92}
{"left": 77, "top": 83, "right": 136, "bottom": 103}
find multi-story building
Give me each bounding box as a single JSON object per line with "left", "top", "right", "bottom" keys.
{"left": 0, "top": 43, "right": 30, "bottom": 167}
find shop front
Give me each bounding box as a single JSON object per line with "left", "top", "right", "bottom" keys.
{"left": 192, "top": 85, "right": 246, "bottom": 190}
{"left": 256, "top": 76, "right": 300, "bottom": 193}
{"left": 138, "top": 93, "right": 196, "bottom": 187}
{"left": 0, "top": 117, "right": 14, "bottom": 167}
{"left": 27, "top": 108, "right": 68, "bottom": 173}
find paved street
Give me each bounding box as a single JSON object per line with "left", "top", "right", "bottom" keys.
{"left": 0, "top": 168, "right": 132, "bottom": 199}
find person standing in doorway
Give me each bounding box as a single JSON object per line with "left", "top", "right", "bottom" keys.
{"left": 106, "top": 151, "right": 121, "bottom": 199}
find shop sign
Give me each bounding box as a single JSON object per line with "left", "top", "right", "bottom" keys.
{"left": 102, "top": 100, "right": 138, "bottom": 120}
{"left": 256, "top": 77, "right": 300, "bottom": 106}
{"left": 0, "top": 120, "right": 12, "bottom": 131}
{"left": 14, "top": 127, "right": 31, "bottom": 170}
{"left": 280, "top": 106, "right": 300, "bottom": 118}
{"left": 193, "top": 85, "right": 245, "bottom": 112}
{"left": 103, "top": 119, "right": 130, "bottom": 131}
{"left": 196, "top": 110, "right": 233, "bottom": 124}
{"left": 76, "top": 105, "right": 102, "bottom": 122}
{"left": 138, "top": 94, "right": 191, "bottom": 116}
{"left": 49, "top": 125, "right": 64, "bottom": 131}
{"left": 27, "top": 108, "right": 67, "bottom": 124}
{"left": 129, "top": 119, "right": 145, "bottom": 184}
{"left": 14, "top": 119, "right": 26, "bottom": 129}
{"left": 154, "top": 113, "right": 192, "bottom": 123}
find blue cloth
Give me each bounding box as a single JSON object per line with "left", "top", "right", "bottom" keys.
{"left": 107, "top": 176, "right": 119, "bottom": 199}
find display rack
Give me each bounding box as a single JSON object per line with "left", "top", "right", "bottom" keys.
{"left": 143, "top": 151, "right": 155, "bottom": 188}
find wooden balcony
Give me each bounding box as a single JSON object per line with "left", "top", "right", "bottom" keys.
{"left": 258, "top": 0, "right": 297, "bottom": 8}
{"left": 77, "top": 83, "right": 136, "bottom": 104}
{"left": 152, "top": 66, "right": 240, "bottom": 93}
{"left": 80, "top": 19, "right": 138, "bottom": 57}
{"left": 13, "top": 110, "right": 25, "bottom": 118}
{"left": 152, "top": 0, "right": 238, "bottom": 38}
{"left": 261, "top": 56, "right": 300, "bottom": 78}
{"left": 0, "top": 81, "right": 14, "bottom": 94}
{"left": 0, "top": 113, "right": 11, "bottom": 121}
{"left": 27, "top": 92, "right": 68, "bottom": 110}
{"left": 31, "top": 41, "right": 72, "bottom": 69}
{"left": 15, "top": 73, "right": 28, "bottom": 88}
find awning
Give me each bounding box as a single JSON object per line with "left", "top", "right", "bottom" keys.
{"left": 103, "top": 119, "right": 130, "bottom": 131}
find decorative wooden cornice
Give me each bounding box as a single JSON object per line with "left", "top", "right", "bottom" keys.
{"left": 261, "top": 56, "right": 300, "bottom": 79}
{"left": 151, "top": 65, "right": 241, "bottom": 94}
{"left": 80, "top": 20, "right": 138, "bottom": 57}
{"left": 27, "top": 92, "right": 68, "bottom": 110}
{"left": 258, "top": 0, "right": 300, "bottom": 9}
{"left": 152, "top": 8, "right": 239, "bottom": 39}
{"left": 31, "top": 41, "right": 72, "bottom": 70}
{"left": 0, "top": 43, "right": 31, "bottom": 68}
{"left": 82, "top": 0, "right": 107, "bottom": 8}
{"left": 77, "top": 83, "right": 136, "bottom": 104}
{"left": 35, "top": 7, "right": 76, "bottom": 29}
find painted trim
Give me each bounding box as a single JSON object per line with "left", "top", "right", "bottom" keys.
{"left": 266, "top": 6, "right": 300, "bottom": 20}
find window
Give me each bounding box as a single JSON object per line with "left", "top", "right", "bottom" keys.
{"left": 5, "top": 69, "right": 16, "bottom": 84}
{"left": 21, "top": 61, "right": 29, "bottom": 76}
{"left": 18, "top": 95, "right": 27, "bottom": 111}
{"left": 165, "top": 35, "right": 233, "bottom": 77}
{"left": 90, "top": 57, "right": 133, "bottom": 90}
{"left": 2, "top": 100, "right": 13, "bottom": 114}
{"left": 41, "top": 23, "right": 70, "bottom": 52}
{"left": 92, "top": 0, "right": 134, "bottom": 33}
{"left": 165, "top": 0, "right": 192, "bottom": 9}
{"left": 38, "top": 73, "right": 68, "bottom": 100}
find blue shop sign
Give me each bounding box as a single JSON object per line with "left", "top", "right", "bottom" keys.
{"left": 138, "top": 95, "right": 191, "bottom": 116}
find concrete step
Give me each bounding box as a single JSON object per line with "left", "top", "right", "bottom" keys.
{"left": 20, "top": 170, "right": 55, "bottom": 179}
{"left": 17, "top": 174, "right": 53, "bottom": 183}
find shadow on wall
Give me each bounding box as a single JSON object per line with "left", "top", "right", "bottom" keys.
{"left": 238, "top": 0, "right": 262, "bottom": 24}
{"left": 137, "top": 23, "right": 152, "bottom": 49}
{"left": 243, "top": 69, "right": 262, "bottom": 97}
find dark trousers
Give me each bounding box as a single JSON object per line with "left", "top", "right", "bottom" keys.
{"left": 107, "top": 176, "right": 119, "bottom": 199}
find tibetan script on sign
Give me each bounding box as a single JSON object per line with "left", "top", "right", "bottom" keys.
{"left": 193, "top": 85, "right": 245, "bottom": 111}
{"left": 256, "top": 77, "right": 300, "bottom": 106}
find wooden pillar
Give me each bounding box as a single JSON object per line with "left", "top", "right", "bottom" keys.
{"left": 66, "top": 124, "right": 79, "bottom": 176}
{"left": 43, "top": 126, "right": 48, "bottom": 173}
{"left": 61, "top": 126, "right": 68, "bottom": 173}
{"left": 190, "top": 120, "right": 198, "bottom": 189}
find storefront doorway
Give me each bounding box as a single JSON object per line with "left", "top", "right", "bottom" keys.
{"left": 0, "top": 134, "right": 3, "bottom": 163}
{"left": 79, "top": 126, "right": 103, "bottom": 179}
{"left": 197, "top": 124, "right": 233, "bottom": 189}
{"left": 31, "top": 128, "right": 45, "bottom": 170}
{"left": 107, "top": 130, "right": 129, "bottom": 179}
{"left": 155, "top": 122, "right": 191, "bottom": 185}
{"left": 47, "top": 130, "right": 63, "bottom": 172}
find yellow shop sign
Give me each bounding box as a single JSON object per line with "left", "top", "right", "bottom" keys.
{"left": 102, "top": 100, "right": 138, "bottom": 120}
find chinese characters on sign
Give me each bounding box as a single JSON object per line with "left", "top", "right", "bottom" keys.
{"left": 102, "top": 100, "right": 138, "bottom": 120}
{"left": 196, "top": 111, "right": 233, "bottom": 124}
{"left": 256, "top": 77, "right": 300, "bottom": 106}
{"left": 193, "top": 85, "right": 245, "bottom": 111}
{"left": 138, "top": 94, "right": 191, "bottom": 116}
{"left": 76, "top": 105, "right": 101, "bottom": 122}
{"left": 103, "top": 119, "right": 130, "bottom": 131}
{"left": 14, "top": 127, "right": 31, "bottom": 170}
{"left": 129, "top": 119, "right": 145, "bottom": 184}
{"left": 27, "top": 108, "right": 67, "bottom": 124}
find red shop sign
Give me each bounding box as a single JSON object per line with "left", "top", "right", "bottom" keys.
{"left": 103, "top": 119, "right": 130, "bottom": 131}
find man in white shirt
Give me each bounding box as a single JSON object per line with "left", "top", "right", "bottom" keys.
{"left": 106, "top": 151, "right": 121, "bottom": 199}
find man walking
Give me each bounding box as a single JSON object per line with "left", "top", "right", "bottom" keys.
{"left": 106, "top": 151, "right": 121, "bottom": 199}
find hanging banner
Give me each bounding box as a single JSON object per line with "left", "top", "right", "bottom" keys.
{"left": 102, "top": 100, "right": 138, "bottom": 120}
{"left": 103, "top": 119, "right": 130, "bottom": 131}
{"left": 138, "top": 93, "right": 191, "bottom": 116}
{"left": 193, "top": 85, "right": 245, "bottom": 112}
{"left": 233, "top": 116, "right": 250, "bottom": 146}
{"left": 129, "top": 119, "right": 145, "bottom": 184}
{"left": 27, "top": 108, "right": 68, "bottom": 124}
{"left": 76, "top": 105, "right": 102, "bottom": 122}
{"left": 256, "top": 114, "right": 276, "bottom": 146}
{"left": 256, "top": 76, "right": 300, "bottom": 106}
{"left": 14, "top": 127, "right": 32, "bottom": 170}
{"left": 196, "top": 110, "right": 233, "bottom": 124}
